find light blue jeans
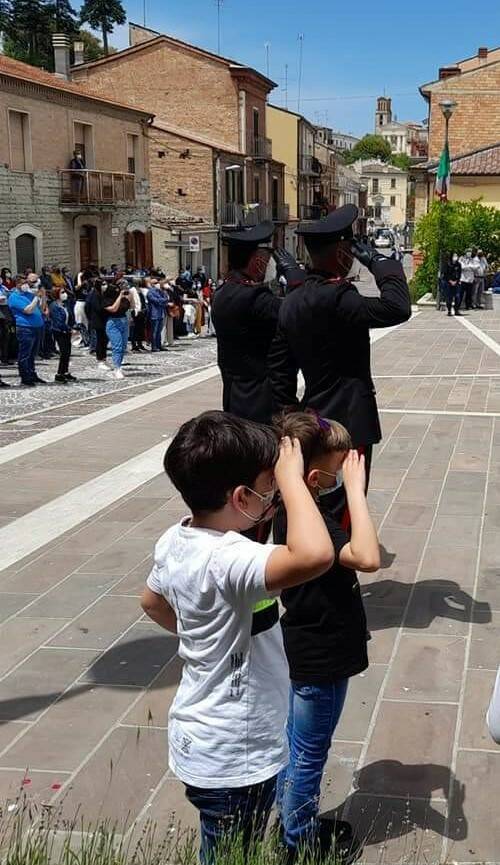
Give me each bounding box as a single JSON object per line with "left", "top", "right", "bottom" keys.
{"left": 277, "top": 679, "right": 349, "bottom": 851}
{"left": 105, "top": 317, "right": 128, "bottom": 369}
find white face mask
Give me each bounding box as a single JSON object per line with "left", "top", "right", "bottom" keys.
{"left": 264, "top": 256, "right": 277, "bottom": 285}
{"left": 317, "top": 469, "right": 344, "bottom": 497}
{"left": 452, "top": 255, "right": 458, "bottom": 263}
{"left": 238, "top": 485, "right": 279, "bottom": 524}
{"left": 60, "top": 292, "right": 68, "bottom": 302}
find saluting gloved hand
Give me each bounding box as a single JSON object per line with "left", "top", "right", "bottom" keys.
{"left": 350, "top": 241, "right": 390, "bottom": 273}
{"left": 273, "top": 248, "right": 304, "bottom": 290}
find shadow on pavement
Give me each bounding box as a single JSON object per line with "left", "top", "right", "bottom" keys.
{"left": 0, "top": 636, "right": 179, "bottom": 724}
{"left": 323, "top": 760, "right": 467, "bottom": 845}
{"left": 362, "top": 579, "right": 491, "bottom": 630}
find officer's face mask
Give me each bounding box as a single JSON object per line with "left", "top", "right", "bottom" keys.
{"left": 264, "top": 255, "right": 277, "bottom": 285}
{"left": 336, "top": 241, "right": 359, "bottom": 280}
{"left": 247, "top": 247, "right": 272, "bottom": 283}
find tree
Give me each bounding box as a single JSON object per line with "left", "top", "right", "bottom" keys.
{"left": 77, "top": 27, "right": 115, "bottom": 61}
{"left": 4, "top": 0, "right": 78, "bottom": 69}
{"left": 79, "top": 0, "right": 125, "bottom": 55}
{"left": 411, "top": 199, "right": 500, "bottom": 301}
{"left": 344, "top": 134, "right": 392, "bottom": 165}
{"left": 390, "top": 153, "right": 412, "bottom": 172}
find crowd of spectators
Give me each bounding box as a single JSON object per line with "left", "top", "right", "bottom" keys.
{"left": 0, "top": 263, "right": 217, "bottom": 388}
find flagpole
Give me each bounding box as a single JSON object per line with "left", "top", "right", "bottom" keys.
{"left": 436, "top": 100, "right": 457, "bottom": 308}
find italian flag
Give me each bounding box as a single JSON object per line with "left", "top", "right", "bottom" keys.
{"left": 435, "top": 143, "right": 451, "bottom": 200}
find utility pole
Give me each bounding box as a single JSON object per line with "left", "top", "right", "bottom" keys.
{"left": 265, "top": 42, "right": 270, "bottom": 79}
{"left": 216, "top": 0, "right": 223, "bottom": 54}
{"left": 284, "top": 63, "right": 288, "bottom": 109}
{"left": 143, "top": 0, "right": 146, "bottom": 26}
{"left": 297, "top": 33, "right": 304, "bottom": 114}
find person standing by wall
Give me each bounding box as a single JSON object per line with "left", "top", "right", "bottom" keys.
{"left": 147, "top": 280, "right": 168, "bottom": 351}
{"left": 459, "top": 249, "right": 479, "bottom": 311}
{"left": 7, "top": 273, "right": 45, "bottom": 387}
{"left": 475, "top": 249, "right": 488, "bottom": 309}
{"left": 87, "top": 279, "right": 109, "bottom": 372}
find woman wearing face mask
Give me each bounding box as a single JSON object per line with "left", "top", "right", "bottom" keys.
{"left": 1, "top": 268, "right": 15, "bottom": 290}
{"left": 444, "top": 253, "right": 462, "bottom": 317}
{"left": 50, "top": 287, "right": 76, "bottom": 383}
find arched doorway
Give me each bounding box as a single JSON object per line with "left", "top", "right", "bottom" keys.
{"left": 79, "top": 224, "right": 98, "bottom": 271}
{"left": 15, "top": 234, "right": 36, "bottom": 273}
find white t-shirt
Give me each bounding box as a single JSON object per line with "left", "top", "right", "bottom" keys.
{"left": 147, "top": 518, "right": 289, "bottom": 789}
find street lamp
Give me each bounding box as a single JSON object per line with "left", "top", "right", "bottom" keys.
{"left": 436, "top": 99, "right": 457, "bottom": 308}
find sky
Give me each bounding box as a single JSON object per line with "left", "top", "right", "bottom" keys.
{"left": 82, "top": 0, "right": 500, "bottom": 137}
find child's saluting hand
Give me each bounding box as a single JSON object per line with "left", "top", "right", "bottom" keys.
{"left": 342, "top": 449, "right": 366, "bottom": 496}
{"left": 274, "top": 436, "right": 304, "bottom": 489}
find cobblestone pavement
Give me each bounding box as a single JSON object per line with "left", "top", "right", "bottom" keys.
{"left": 1, "top": 294, "right": 500, "bottom": 864}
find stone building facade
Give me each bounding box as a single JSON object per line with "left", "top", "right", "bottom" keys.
{"left": 72, "top": 23, "right": 288, "bottom": 276}
{"left": 0, "top": 53, "right": 152, "bottom": 275}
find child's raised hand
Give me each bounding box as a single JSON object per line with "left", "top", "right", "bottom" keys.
{"left": 342, "top": 449, "right": 366, "bottom": 495}
{"left": 274, "top": 436, "right": 304, "bottom": 490}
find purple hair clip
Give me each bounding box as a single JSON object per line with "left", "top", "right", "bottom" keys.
{"left": 310, "top": 409, "right": 331, "bottom": 431}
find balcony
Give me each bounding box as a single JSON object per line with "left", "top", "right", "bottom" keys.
{"left": 299, "top": 204, "right": 325, "bottom": 221}
{"left": 221, "top": 202, "right": 272, "bottom": 227}
{"left": 59, "top": 170, "right": 136, "bottom": 206}
{"left": 299, "top": 155, "right": 321, "bottom": 176}
{"left": 247, "top": 134, "right": 272, "bottom": 161}
{"left": 272, "top": 203, "right": 290, "bottom": 223}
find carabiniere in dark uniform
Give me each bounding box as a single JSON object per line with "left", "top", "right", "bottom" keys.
{"left": 269, "top": 204, "right": 411, "bottom": 512}
{"left": 212, "top": 221, "right": 302, "bottom": 426}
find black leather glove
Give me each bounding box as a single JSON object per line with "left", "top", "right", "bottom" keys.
{"left": 351, "top": 241, "right": 389, "bottom": 273}
{"left": 273, "top": 248, "right": 304, "bottom": 289}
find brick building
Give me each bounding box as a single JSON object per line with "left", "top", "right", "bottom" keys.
{"left": 0, "top": 48, "right": 152, "bottom": 275}
{"left": 72, "top": 23, "right": 287, "bottom": 276}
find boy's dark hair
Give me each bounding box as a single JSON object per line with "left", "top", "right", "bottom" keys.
{"left": 164, "top": 410, "right": 278, "bottom": 514}
{"left": 273, "top": 409, "right": 352, "bottom": 471}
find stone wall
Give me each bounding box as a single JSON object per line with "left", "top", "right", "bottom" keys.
{"left": 0, "top": 166, "right": 151, "bottom": 272}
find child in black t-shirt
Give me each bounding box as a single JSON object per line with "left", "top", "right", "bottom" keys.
{"left": 273, "top": 410, "right": 380, "bottom": 863}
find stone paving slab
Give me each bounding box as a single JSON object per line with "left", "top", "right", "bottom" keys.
{"left": 1, "top": 308, "right": 500, "bottom": 862}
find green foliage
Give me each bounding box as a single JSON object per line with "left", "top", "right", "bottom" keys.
{"left": 3, "top": 0, "right": 78, "bottom": 69}
{"left": 390, "top": 153, "right": 412, "bottom": 172}
{"left": 79, "top": 0, "right": 126, "bottom": 54}
{"left": 77, "top": 28, "right": 112, "bottom": 61}
{"left": 344, "top": 134, "right": 392, "bottom": 165}
{"left": 411, "top": 198, "right": 500, "bottom": 299}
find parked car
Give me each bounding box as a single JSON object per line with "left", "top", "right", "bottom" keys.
{"left": 374, "top": 228, "right": 394, "bottom": 249}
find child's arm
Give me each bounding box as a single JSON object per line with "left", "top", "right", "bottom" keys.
{"left": 339, "top": 450, "right": 380, "bottom": 572}
{"left": 141, "top": 586, "right": 178, "bottom": 634}
{"left": 265, "top": 437, "right": 335, "bottom": 591}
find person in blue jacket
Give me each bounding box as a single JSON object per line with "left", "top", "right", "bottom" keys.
{"left": 8, "top": 274, "right": 45, "bottom": 387}
{"left": 147, "top": 282, "right": 168, "bottom": 351}
{"left": 49, "top": 287, "right": 76, "bottom": 384}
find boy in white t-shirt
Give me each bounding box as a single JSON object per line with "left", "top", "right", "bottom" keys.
{"left": 141, "top": 410, "right": 335, "bottom": 864}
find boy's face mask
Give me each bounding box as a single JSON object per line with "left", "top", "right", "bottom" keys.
{"left": 316, "top": 468, "right": 344, "bottom": 497}
{"left": 238, "top": 484, "right": 280, "bottom": 524}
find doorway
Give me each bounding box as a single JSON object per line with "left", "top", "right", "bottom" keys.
{"left": 79, "top": 224, "right": 98, "bottom": 270}
{"left": 15, "top": 233, "right": 36, "bottom": 273}
{"left": 126, "top": 230, "right": 146, "bottom": 269}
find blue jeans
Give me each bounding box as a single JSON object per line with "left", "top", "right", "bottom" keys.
{"left": 185, "top": 776, "right": 277, "bottom": 865}
{"left": 151, "top": 316, "right": 164, "bottom": 351}
{"left": 105, "top": 317, "right": 128, "bottom": 369}
{"left": 16, "top": 326, "right": 40, "bottom": 384}
{"left": 277, "top": 680, "right": 349, "bottom": 851}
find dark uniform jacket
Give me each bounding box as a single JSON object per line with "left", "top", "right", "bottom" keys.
{"left": 269, "top": 257, "right": 411, "bottom": 447}
{"left": 211, "top": 273, "right": 281, "bottom": 424}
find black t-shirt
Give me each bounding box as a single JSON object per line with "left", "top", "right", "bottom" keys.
{"left": 102, "top": 287, "right": 130, "bottom": 318}
{"left": 274, "top": 503, "right": 369, "bottom": 684}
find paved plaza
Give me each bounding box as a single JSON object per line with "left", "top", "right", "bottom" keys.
{"left": 1, "top": 300, "right": 500, "bottom": 864}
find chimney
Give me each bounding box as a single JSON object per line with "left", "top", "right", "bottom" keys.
{"left": 73, "top": 40, "right": 85, "bottom": 66}
{"left": 52, "top": 33, "right": 71, "bottom": 79}
{"left": 439, "top": 65, "right": 461, "bottom": 80}
{"left": 478, "top": 47, "right": 488, "bottom": 60}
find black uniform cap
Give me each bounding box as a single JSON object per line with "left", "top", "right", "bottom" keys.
{"left": 296, "top": 204, "right": 358, "bottom": 241}
{"left": 221, "top": 221, "right": 274, "bottom": 246}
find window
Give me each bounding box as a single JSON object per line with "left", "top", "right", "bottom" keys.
{"left": 8, "top": 110, "right": 31, "bottom": 171}
{"left": 391, "top": 135, "right": 398, "bottom": 147}
{"left": 73, "top": 121, "right": 94, "bottom": 168}
{"left": 126, "top": 133, "right": 139, "bottom": 174}
{"left": 391, "top": 178, "right": 396, "bottom": 189}
{"left": 390, "top": 195, "right": 396, "bottom": 207}
{"left": 367, "top": 206, "right": 374, "bottom": 218}
{"left": 372, "top": 178, "right": 379, "bottom": 194}
{"left": 374, "top": 205, "right": 382, "bottom": 219}
{"left": 253, "top": 108, "right": 259, "bottom": 138}
{"left": 253, "top": 174, "right": 260, "bottom": 203}
{"left": 225, "top": 167, "right": 243, "bottom": 203}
